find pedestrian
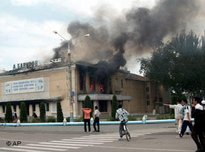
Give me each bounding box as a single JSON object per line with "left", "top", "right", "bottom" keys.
{"left": 163, "top": 100, "right": 183, "bottom": 134}
{"left": 93, "top": 106, "right": 101, "bottom": 132}
{"left": 82, "top": 108, "right": 92, "bottom": 132}
{"left": 179, "top": 98, "right": 193, "bottom": 138}
{"left": 115, "top": 104, "right": 129, "bottom": 139}
{"left": 191, "top": 97, "right": 205, "bottom": 152}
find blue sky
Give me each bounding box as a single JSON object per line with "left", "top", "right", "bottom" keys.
{"left": 1, "top": 0, "right": 204, "bottom": 74}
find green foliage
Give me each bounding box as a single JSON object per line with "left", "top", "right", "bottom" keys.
{"left": 83, "top": 95, "right": 92, "bottom": 108}
{"left": 111, "top": 95, "right": 118, "bottom": 119}
{"left": 0, "top": 117, "right": 4, "bottom": 123}
{"left": 140, "top": 30, "right": 205, "bottom": 97}
{"left": 57, "top": 102, "right": 64, "bottom": 122}
{"left": 5, "top": 103, "right": 12, "bottom": 123}
{"left": 30, "top": 118, "right": 41, "bottom": 123}
{"left": 47, "top": 116, "right": 56, "bottom": 122}
{"left": 39, "top": 102, "right": 46, "bottom": 122}
{"left": 128, "top": 115, "right": 137, "bottom": 121}
{"left": 20, "top": 102, "right": 28, "bottom": 123}
{"left": 156, "top": 114, "right": 174, "bottom": 119}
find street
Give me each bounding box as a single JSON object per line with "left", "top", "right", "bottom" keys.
{"left": 0, "top": 123, "right": 196, "bottom": 152}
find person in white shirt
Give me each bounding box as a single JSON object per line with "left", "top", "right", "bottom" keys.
{"left": 179, "top": 99, "right": 193, "bottom": 138}
{"left": 164, "top": 100, "right": 183, "bottom": 134}
{"left": 93, "top": 106, "right": 101, "bottom": 132}
{"left": 115, "top": 104, "right": 129, "bottom": 138}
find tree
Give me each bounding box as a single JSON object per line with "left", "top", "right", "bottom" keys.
{"left": 20, "top": 102, "right": 27, "bottom": 122}
{"left": 39, "top": 102, "right": 46, "bottom": 122}
{"left": 140, "top": 30, "right": 205, "bottom": 97}
{"left": 5, "top": 103, "right": 12, "bottom": 122}
{"left": 57, "top": 102, "right": 63, "bottom": 122}
{"left": 83, "top": 95, "right": 92, "bottom": 108}
{"left": 83, "top": 95, "right": 93, "bottom": 117}
{"left": 111, "top": 95, "right": 118, "bottom": 120}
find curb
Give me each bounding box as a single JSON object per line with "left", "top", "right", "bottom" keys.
{"left": 0, "top": 119, "right": 175, "bottom": 127}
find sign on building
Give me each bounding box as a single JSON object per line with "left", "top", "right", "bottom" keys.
{"left": 4, "top": 78, "right": 44, "bottom": 94}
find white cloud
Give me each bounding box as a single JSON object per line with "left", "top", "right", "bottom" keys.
{"left": 1, "top": 0, "right": 157, "bottom": 72}
{"left": 0, "top": 14, "right": 67, "bottom": 70}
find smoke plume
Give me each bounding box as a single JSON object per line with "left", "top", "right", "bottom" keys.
{"left": 52, "top": 0, "right": 201, "bottom": 76}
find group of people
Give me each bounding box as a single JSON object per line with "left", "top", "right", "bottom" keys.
{"left": 82, "top": 104, "right": 129, "bottom": 139}
{"left": 82, "top": 106, "right": 101, "bottom": 132}
{"left": 164, "top": 97, "right": 205, "bottom": 152}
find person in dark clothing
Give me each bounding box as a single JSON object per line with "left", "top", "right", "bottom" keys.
{"left": 93, "top": 106, "right": 101, "bottom": 132}
{"left": 191, "top": 97, "right": 205, "bottom": 152}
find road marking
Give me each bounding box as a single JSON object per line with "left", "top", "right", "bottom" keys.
{"left": 17, "top": 145, "right": 67, "bottom": 151}
{"left": 27, "top": 144, "right": 79, "bottom": 149}
{"left": 0, "top": 147, "right": 45, "bottom": 152}
{"left": 62, "top": 139, "right": 114, "bottom": 142}
{"left": 39, "top": 142, "right": 93, "bottom": 147}
{"left": 50, "top": 140, "right": 104, "bottom": 144}
{"left": 93, "top": 145, "right": 193, "bottom": 152}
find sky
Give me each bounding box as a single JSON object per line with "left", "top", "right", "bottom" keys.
{"left": 1, "top": 0, "right": 205, "bottom": 74}
{"left": 0, "top": 0, "right": 157, "bottom": 74}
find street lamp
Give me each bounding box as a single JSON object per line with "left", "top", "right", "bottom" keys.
{"left": 53, "top": 31, "right": 89, "bottom": 122}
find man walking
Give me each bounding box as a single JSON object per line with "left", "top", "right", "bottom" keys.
{"left": 179, "top": 99, "right": 193, "bottom": 137}
{"left": 164, "top": 100, "right": 183, "bottom": 134}
{"left": 93, "top": 106, "right": 101, "bottom": 132}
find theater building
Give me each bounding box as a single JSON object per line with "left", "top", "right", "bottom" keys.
{"left": 0, "top": 61, "right": 169, "bottom": 120}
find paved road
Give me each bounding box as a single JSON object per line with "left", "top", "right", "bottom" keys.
{"left": 0, "top": 123, "right": 196, "bottom": 152}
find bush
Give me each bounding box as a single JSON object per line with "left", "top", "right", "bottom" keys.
{"left": 107, "top": 116, "right": 116, "bottom": 121}
{"left": 74, "top": 117, "right": 83, "bottom": 122}
{"left": 128, "top": 115, "right": 137, "bottom": 121}
{"left": 0, "top": 117, "right": 4, "bottom": 123}
{"left": 30, "top": 118, "right": 41, "bottom": 123}
{"left": 20, "top": 102, "right": 28, "bottom": 122}
{"left": 39, "top": 102, "right": 46, "bottom": 122}
{"left": 156, "top": 114, "right": 174, "bottom": 119}
{"left": 5, "top": 103, "right": 12, "bottom": 123}
{"left": 57, "top": 102, "right": 63, "bottom": 122}
{"left": 47, "top": 116, "right": 56, "bottom": 122}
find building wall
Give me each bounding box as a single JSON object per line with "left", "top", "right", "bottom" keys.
{"left": 0, "top": 67, "right": 72, "bottom": 118}
{"left": 0, "top": 65, "right": 170, "bottom": 119}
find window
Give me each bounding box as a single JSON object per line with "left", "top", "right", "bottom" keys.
{"left": 13, "top": 104, "right": 17, "bottom": 112}
{"left": 99, "top": 101, "right": 107, "bottom": 112}
{"left": 32, "top": 104, "right": 36, "bottom": 112}
{"left": 45, "top": 103, "right": 49, "bottom": 111}
{"left": 2, "top": 105, "right": 5, "bottom": 113}
{"left": 121, "top": 79, "right": 123, "bottom": 88}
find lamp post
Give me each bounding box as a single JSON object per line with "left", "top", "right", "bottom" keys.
{"left": 53, "top": 31, "right": 89, "bottom": 122}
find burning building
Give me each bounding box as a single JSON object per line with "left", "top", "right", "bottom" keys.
{"left": 1, "top": 0, "right": 198, "bottom": 120}
{"left": 0, "top": 60, "right": 169, "bottom": 120}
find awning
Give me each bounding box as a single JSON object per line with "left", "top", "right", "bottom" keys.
{"left": 78, "top": 94, "right": 132, "bottom": 101}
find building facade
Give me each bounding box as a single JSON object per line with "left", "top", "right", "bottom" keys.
{"left": 0, "top": 62, "right": 170, "bottom": 120}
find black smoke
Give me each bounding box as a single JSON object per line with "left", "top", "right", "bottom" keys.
{"left": 52, "top": 0, "right": 200, "bottom": 78}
